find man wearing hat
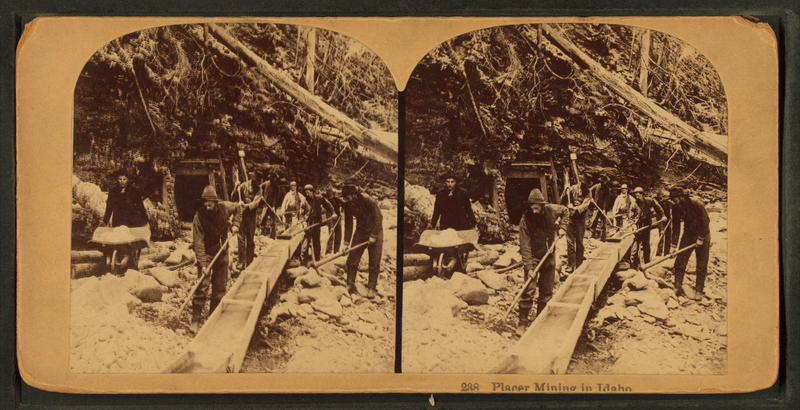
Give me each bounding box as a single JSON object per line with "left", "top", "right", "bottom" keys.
{"left": 429, "top": 173, "right": 477, "bottom": 231}
{"left": 560, "top": 172, "right": 594, "bottom": 273}
{"left": 235, "top": 169, "right": 264, "bottom": 271}
{"left": 190, "top": 186, "right": 243, "bottom": 333}
{"left": 280, "top": 180, "right": 310, "bottom": 226}
{"left": 668, "top": 187, "right": 711, "bottom": 300}
{"left": 323, "top": 187, "right": 345, "bottom": 255}
{"left": 517, "top": 189, "right": 570, "bottom": 336}
{"left": 631, "top": 187, "right": 665, "bottom": 268}
{"left": 342, "top": 182, "right": 384, "bottom": 298}
{"left": 304, "top": 184, "right": 335, "bottom": 261}
{"left": 611, "top": 183, "right": 641, "bottom": 227}
{"left": 589, "top": 174, "right": 614, "bottom": 241}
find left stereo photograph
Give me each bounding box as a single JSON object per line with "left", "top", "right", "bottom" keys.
{"left": 69, "top": 23, "right": 399, "bottom": 374}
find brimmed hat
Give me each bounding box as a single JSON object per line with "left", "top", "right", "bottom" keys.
{"left": 201, "top": 185, "right": 219, "bottom": 202}
{"left": 342, "top": 183, "right": 358, "bottom": 196}
{"left": 526, "top": 189, "right": 547, "bottom": 204}
{"left": 289, "top": 181, "right": 297, "bottom": 187}
{"left": 669, "top": 187, "right": 685, "bottom": 199}
{"left": 633, "top": 187, "right": 644, "bottom": 194}
{"left": 304, "top": 184, "right": 314, "bottom": 191}
{"left": 620, "top": 184, "right": 629, "bottom": 190}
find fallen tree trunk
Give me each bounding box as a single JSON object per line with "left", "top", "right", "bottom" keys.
{"left": 71, "top": 250, "right": 104, "bottom": 264}
{"left": 403, "top": 253, "right": 431, "bottom": 267}
{"left": 71, "top": 262, "right": 107, "bottom": 279}
{"left": 539, "top": 24, "right": 727, "bottom": 166}
{"left": 192, "top": 23, "right": 398, "bottom": 165}
{"left": 403, "top": 265, "right": 434, "bottom": 282}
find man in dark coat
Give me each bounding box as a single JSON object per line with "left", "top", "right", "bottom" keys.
{"left": 589, "top": 174, "right": 613, "bottom": 241}
{"left": 236, "top": 170, "right": 264, "bottom": 271}
{"left": 304, "top": 184, "right": 335, "bottom": 262}
{"left": 669, "top": 187, "right": 711, "bottom": 300}
{"left": 631, "top": 187, "right": 665, "bottom": 269}
{"left": 190, "top": 186, "right": 242, "bottom": 333}
{"left": 342, "top": 183, "right": 383, "bottom": 299}
{"left": 324, "top": 187, "right": 345, "bottom": 255}
{"left": 429, "top": 173, "right": 477, "bottom": 231}
{"left": 517, "top": 189, "right": 570, "bottom": 337}
{"left": 102, "top": 168, "right": 148, "bottom": 228}
{"left": 655, "top": 190, "right": 673, "bottom": 257}
{"left": 560, "top": 172, "right": 593, "bottom": 273}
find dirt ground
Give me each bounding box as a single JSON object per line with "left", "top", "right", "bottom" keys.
{"left": 402, "top": 201, "right": 728, "bottom": 375}
{"left": 70, "top": 200, "right": 398, "bottom": 374}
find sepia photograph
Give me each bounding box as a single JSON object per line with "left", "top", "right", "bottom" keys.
{"left": 403, "top": 23, "right": 728, "bottom": 375}
{"left": 69, "top": 22, "right": 398, "bottom": 374}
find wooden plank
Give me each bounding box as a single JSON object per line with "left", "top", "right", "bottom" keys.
{"left": 493, "top": 235, "right": 634, "bottom": 374}
{"left": 161, "top": 232, "right": 305, "bottom": 373}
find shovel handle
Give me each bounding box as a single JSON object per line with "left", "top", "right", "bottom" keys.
{"left": 310, "top": 241, "right": 369, "bottom": 269}
{"left": 502, "top": 241, "right": 557, "bottom": 323}
{"left": 640, "top": 244, "right": 697, "bottom": 272}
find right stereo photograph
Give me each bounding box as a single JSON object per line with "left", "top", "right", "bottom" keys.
{"left": 402, "top": 23, "right": 728, "bottom": 375}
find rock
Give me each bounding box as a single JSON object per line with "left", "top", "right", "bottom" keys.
{"left": 317, "top": 263, "right": 340, "bottom": 278}
{"left": 622, "top": 272, "right": 650, "bottom": 290}
{"left": 331, "top": 286, "right": 348, "bottom": 301}
{"left": 681, "top": 285, "right": 696, "bottom": 300}
{"left": 138, "top": 259, "right": 156, "bottom": 270}
{"left": 659, "top": 288, "right": 677, "bottom": 301}
{"left": 625, "top": 306, "right": 641, "bottom": 317}
{"left": 286, "top": 267, "right": 309, "bottom": 279}
{"left": 457, "top": 289, "right": 490, "bottom": 305}
{"left": 646, "top": 266, "right": 670, "bottom": 279}
{"left": 295, "top": 307, "right": 308, "bottom": 318}
{"left": 595, "top": 305, "right": 624, "bottom": 324}
{"left": 354, "top": 282, "right": 370, "bottom": 297}
{"left": 316, "top": 312, "right": 330, "bottom": 321}
{"left": 642, "top": 315, "right": 656, "bottom": 324}
{"left": 299, "top": 303, "right": 315, "bottom": 315}
{"left": 614, "top": 269, "right": 638, "bottom": 281}
{"left": 658, "top": 290, "right": 671, "bottom": 304}
{"left": 717, "top": 322, "right": 728, "bottom": 336}
{"left": 317, "top": 271, "right": 345, "bottom": 287}
{"left": 492, "top": 251, "right": 521, "bottom": 268}
{"left": 607, "top": 293, "right": 627, "bottom": 306}
{"left": 638, "top": 296, "right": 670, "bottom": 320}
{"left": 131, "top": 286, "right": 163, "bottom": 303}
{"left": 340, "top": 296, "right": 352, "bottom": 307}
{"left": 476, "top": 270, "right": 508, "bottom": 290}
{"left": 466, "top": 262, "right": 484, "bottom": 273}
{"left": 281, "top": 292, "right": 300, "bottom": 305}
{"left": 298, "top": 287, "right": 336, "bottom": 304}
{"left": 667, "top": 299, "right": 680, "bottom": 309}
{"left": 287, "top": 304, "right": 299, "bottom": 317}
{"left": 312, "top": 298, "right": 343, "bottom": 318}
{"left": 149, "top": 266, "right": 179, "bottom": 288}
{"left": 294, "top": 273, "right": 323, "bottom": 288}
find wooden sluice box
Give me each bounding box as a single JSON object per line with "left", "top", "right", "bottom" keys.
{"left": 162, "top": 228, "right": 305, "bottom": 373}
{"left": 493, "top": 228, "right": 636, "bottom": 374}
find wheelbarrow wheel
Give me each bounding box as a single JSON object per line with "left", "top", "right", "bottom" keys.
{"left": 434, "top": 253, "right": 445, "bottom": 278}
{"left": 109, "top": 249, "right": 120, "bottom": 276}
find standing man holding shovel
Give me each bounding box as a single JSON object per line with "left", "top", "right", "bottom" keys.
{"left": 668, "top": 187, "right": 711, "bottom": 300}
{"left": 189, "top": 186, "right": 243, "bottom": 333}
{"left": 342, "top": 182, "right": 383, "bottom": 299}
{"left": 515, "top": 189, "right": 570, "bottom": 337}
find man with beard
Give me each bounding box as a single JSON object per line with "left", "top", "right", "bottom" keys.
{"left": 429, "top": 173, "right": 477, "bottom": 231}
{"left": 517, "top": 189, "right": 570, "bottom": 336}
{"left": 190, "top": 186, "right": 242, "bottom": 334}
{"left": 280, "top": 181, "right": 310, "bottom": 226}
{"left": 303, "top": 184, "right": 335, "bottom": 262}
{"left": 611, "top": 183, "right": 641, "bottom": 227}
{"left": 342, "top": 182, "right": 383, "bottom": 299}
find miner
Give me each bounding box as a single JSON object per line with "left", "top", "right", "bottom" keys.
{"left": 304, "top": 184, "right": 335, "bottom": 261}
{"left": 324, "top": 187, "right": 345, "bottom": 256}
{"left": 669, "top": 187, "right": 711, "bottom": 300}
{"left": 235, "top": 169, "right": 264, "bottom": 271}
{"left": 631, "top": 187, "right": 665, "bottom": 268}
{"left": 190, "top": 186, "right": 242, "bottom": 333}
{"left": 561, "top": 172, "right": 593, "bottom": 273}
{"left": 342, "top": 182, "right": 384, "bottom": 299}
{"left": 611, "top": 183, "right": 640, "bottom": 227}
{"left": 429, "top": 172, "right": 477, "bottom": 231}
{"left": 517, "top": 189, "right": 570, "bottom": 336}
{"left": 280, "top": 180, "right": 309, "bottom": 226}
{"left": 589, "top": 174, "right": 614, "bottom": 241}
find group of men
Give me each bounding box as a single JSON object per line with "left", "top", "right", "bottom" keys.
{"left": 427, "top": 170, "right": 712, "bottom": 338}
{"left": 515, "top": 171, "right": 712, "bottom": 336}
{"left": 188, "top": 171, "right": 384, "bottom": 333}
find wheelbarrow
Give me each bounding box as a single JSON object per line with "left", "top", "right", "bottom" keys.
{"left": 413, "top": 229, "right": 479, "bottom": 278}
{"left": 91, "top": 225, "right": 151, "bottom": 276}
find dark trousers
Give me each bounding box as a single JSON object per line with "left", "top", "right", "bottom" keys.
{"left": 346, "top": 230, "right": 383, "bottom": 289}
{"left": 632, "top": 229, "right": 652, "bottom": 268}
{"left": 519, "top": 254, "right": 555, "bottom": 311}
{"left": 674, "top": 232, "right": 711, "bottom": 292}
{"left": 327, "top": 219, "right": 342, "bottom": 255}
{"left": 192, "top": 255, "right": 228, "bottom": 319}
{"left": 238, "top": 212, "right": 257, "bottom": 267}
{"left": 566, "top": 215, "right": 586, "bottom": 270}
{"left": 590, "top": 211, "right": 608, "bottom": 241}
{"left": 308, "top": 225, "right": 322, "bottom": 261}
{"left": 656, "top": 222, "right": 672, "bottom": 256}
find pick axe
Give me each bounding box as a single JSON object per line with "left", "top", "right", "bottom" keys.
{"left": 175, "top": 234, "right": 234, "bottom": 321}
{"left": 637, "top": 244, "right": 697, "bottom": 289}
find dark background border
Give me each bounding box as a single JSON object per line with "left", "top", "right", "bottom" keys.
{"left": 2, "top": 1, "right": 797, "bottom": 408}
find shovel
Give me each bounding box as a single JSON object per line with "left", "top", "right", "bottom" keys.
{"left": 606, "top": 217, "right": 666, "bottom": 243}
{"left": 174, "top": 235, "right": 233, "bottom": 320}
{"left": 501, "top": 241, "right": 557, "bottom": 323}
{"left": 276, "top": 215, "right": 335, "bottom": 240}
{"left": 310, "top": 240, "right": 369, "bottom": 270}
{"left": 637, "top": 244, "right": 697, "bottom": 289}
